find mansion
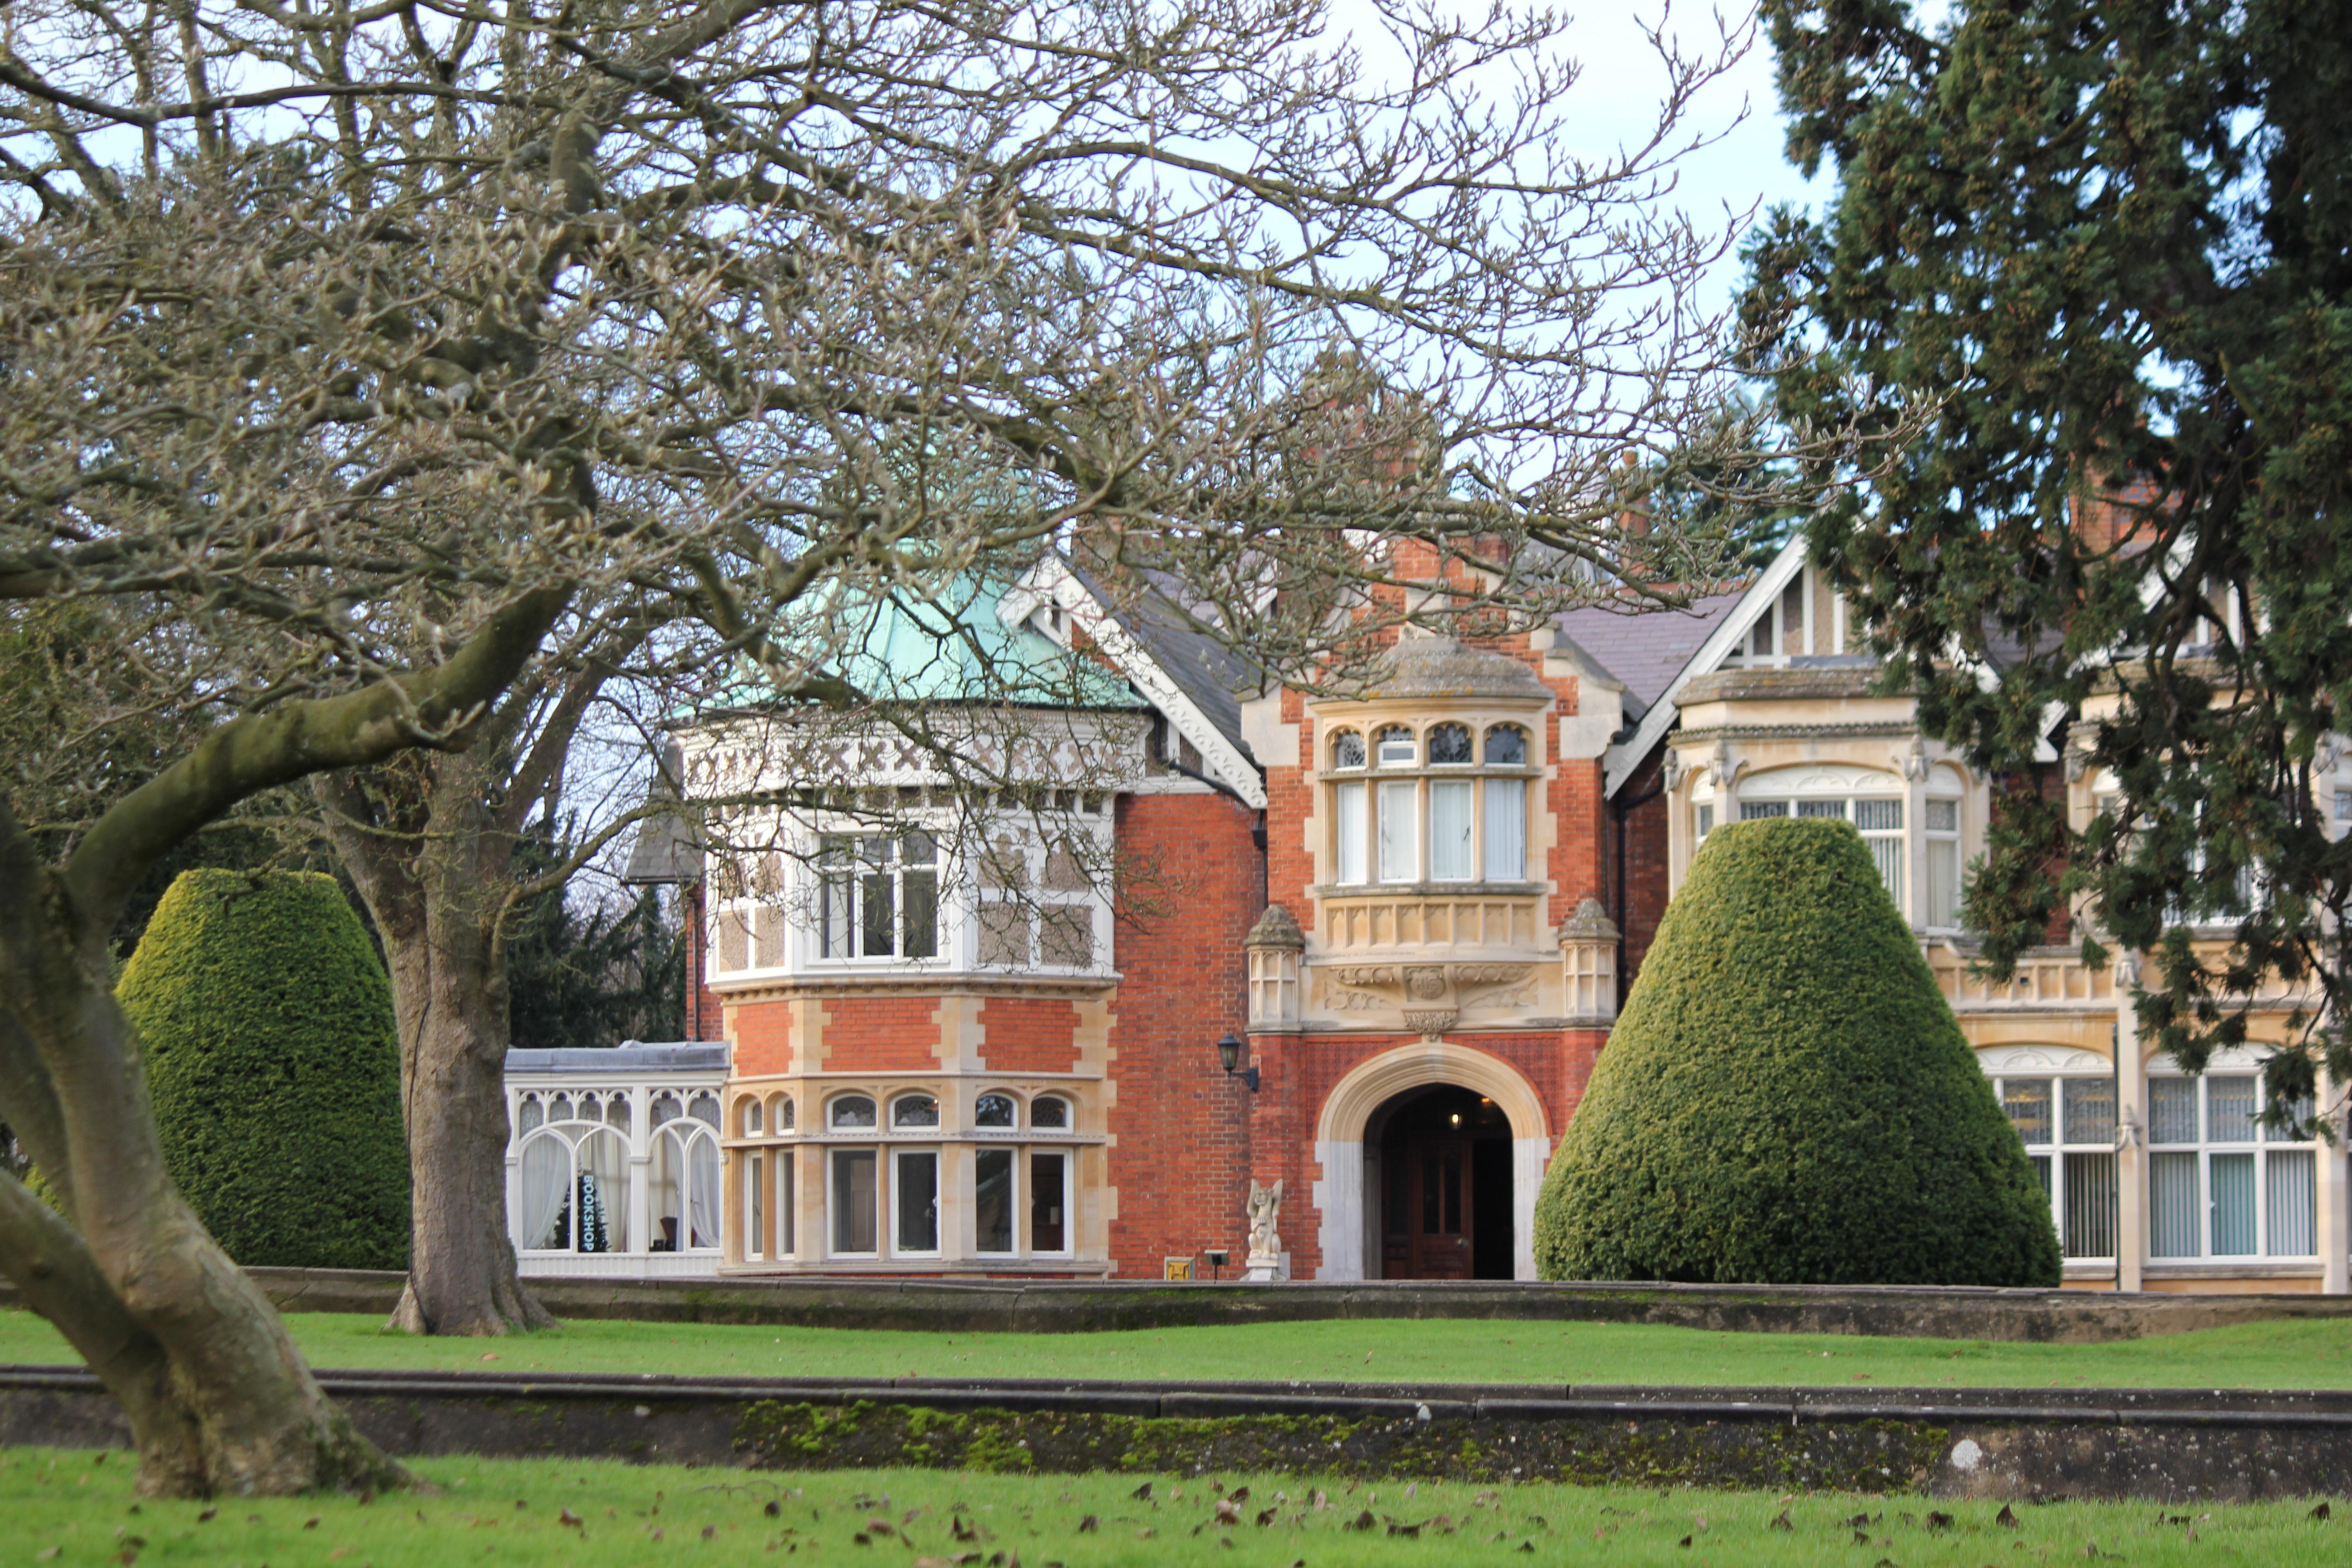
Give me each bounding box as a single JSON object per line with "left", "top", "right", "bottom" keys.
{"left": 504, "top": 539, "right": 2352, "bottom": 1295}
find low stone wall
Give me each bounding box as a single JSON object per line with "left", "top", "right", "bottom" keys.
{"left": 6, "top": 1367, "right": 2352, "bottom": 1501}
{"left": 32, "top": 1267, "right": 2351, "bottom": 1343}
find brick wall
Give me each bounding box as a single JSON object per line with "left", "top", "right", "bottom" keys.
{"left": 977, "top": 997, "right": 1081, "bottom": 1073}
{"left": 731, "top": 997, "right": 795, "bottom": 1077}
{"left": 1104, "top": 788, "right": 1264, "bottom": 1275}
{"left": 1612, "top": 745, "right": 1673, "bottom": 988}
{"left": 819, "top": 997, "right": 943, "bottom": 1071}
{"left": 1246, "top": 1027, "right": 1609, "bottom": 1279}
{"left": 1264, "top": 686, "right": 1317, "bottom": 930}
{"left": 684, "top": 887, "right": 722, "bottom": 1040}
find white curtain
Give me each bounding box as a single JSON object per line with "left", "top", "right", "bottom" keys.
{"left": 1430, "top": 781, "right": 1474, "bottom": 880}
{"left": 1335, "top": 783, "right": 1366, "bottom": 884}
{"left": 1377, "top": 780, "right": 1416, "bottom": 882}
{"left": 1483, "top": 779, "right": 1525, "bottom": 881}
{"left": 579, "top": 1129, "right": 630, "bottom": 1252}
{"left": 519, "top": 1134, "right": 571, "bottom": 1250}
{"left": 687, "top": 1133, "right": 721, "bottom": 1250}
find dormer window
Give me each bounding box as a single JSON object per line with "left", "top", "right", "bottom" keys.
{"left": 1375, "top": 726, "right": 1417, "bottom": 767}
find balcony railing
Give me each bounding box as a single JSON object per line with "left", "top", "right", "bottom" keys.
{"left": 1928, "top": 947, "right": 2114, "bottom": 1010}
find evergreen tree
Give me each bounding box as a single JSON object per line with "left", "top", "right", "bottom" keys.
{"left": 117, "top": 871, "right": 411, "bottom": 1270}
{"left": 1534, "top": 818, "right": 2058, "bottom": 1285}
{"left": 505, "top": 818, "right": 687, "bottom": 1051}
{"left": 1746, "top": 0, "right": 2352, "bottom": 1114}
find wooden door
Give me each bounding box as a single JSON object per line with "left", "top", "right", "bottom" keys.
{"left": 1406, "top": 1133, "right": 1473, "bottom": 1279}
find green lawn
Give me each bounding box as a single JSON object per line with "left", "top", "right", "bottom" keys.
{"left": 5, "top": 1448, "right": 2338, "bottom": 1568}
{"left": 6, "top": 1308, "right": 2352, "bottom": 1388}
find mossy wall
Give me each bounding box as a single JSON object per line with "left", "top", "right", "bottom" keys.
{"left": 1534, "top": 817, "right": 2059, "bottom": 1286}
{"left": 117, "top": 868, "right": 410, "bottom": 1269}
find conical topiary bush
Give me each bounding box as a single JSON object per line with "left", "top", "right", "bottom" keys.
{"left": 1534, "top": 816, "right": 2059, "bottom": 1286}
{"left": 118, "top": 869, "right": 410, "bottom": 1269}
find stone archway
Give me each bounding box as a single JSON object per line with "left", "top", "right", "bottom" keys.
{"left": 1310, "top": 1042, "right": 1551, "bottom": 1281}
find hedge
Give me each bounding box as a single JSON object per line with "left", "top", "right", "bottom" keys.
{"left": 117, "top": 869, "right": 410, "bottom": 1269}
{"left": 1533, "top": 816, "right": 2060, "bottom": 1286}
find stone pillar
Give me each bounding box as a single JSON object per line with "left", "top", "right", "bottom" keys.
{"left": 1558, "top": 897, "right": 1620, "bottom": 1024}
{"left": 1246, "top": 904, "right": 1304, "bottom": 1029}
{"left": 2114, "top": 957, "right": 2145, "bottom": 1294}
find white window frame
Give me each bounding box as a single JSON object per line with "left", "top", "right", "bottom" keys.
{"left": 2146, "top": 1067, "right": 2318, "bottom": 1262}
{"left": 815, "top": 831, "right": 943, "bottom": 963}
{"left": 1706, "top": 766, "right": 1908, "bottom": 911}
{"left": 1988, "top": 1069, "right": 2118, "bottom": 1263}
{"left": 974, "top": 1143, "right": 1019, "bottom": 1258}
{"left": 1028, "top": 1146, "right": 1073, "bottom": 1257}
{"left": 828, "top": 1146, "right": 881, "bottom": 1257}
{"left": 892, "top": 1146, "right": 942, "bottom": 1257}
{"left": 974, "top": 815, "right": 1110, "bottom": 973}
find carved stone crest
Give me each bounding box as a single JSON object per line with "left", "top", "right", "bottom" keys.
{"left": 1243, "top": 1179, "right": 1288, "bottom": 1280}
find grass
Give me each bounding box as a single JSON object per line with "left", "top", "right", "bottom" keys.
{"left": 8, "top": 1308, "right": 2352, "bottom": 1389}
{"left": 6, "top": 1447, "right": 2342, "bottom": 1568}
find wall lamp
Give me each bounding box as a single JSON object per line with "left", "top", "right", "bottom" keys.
{"left": 1216, "top": 1030, "right": 1260, "bottom": 1093}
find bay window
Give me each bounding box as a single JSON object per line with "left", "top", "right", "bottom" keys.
{"left": 808, "top": 1088, "right": 1083, "bottom": 1263}
{"left": 2148, "top": 1073, "right": 2316, "bottom": 1262}
{"left": 1323, "top": 720, "right": 1536, "bottom": 886}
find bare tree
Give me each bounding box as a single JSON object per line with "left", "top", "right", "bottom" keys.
{"left": 0, "top": 0, "right": 1775, "bottom": 1487}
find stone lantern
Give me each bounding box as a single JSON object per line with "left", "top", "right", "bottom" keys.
{"left": 1245, "top": 903, "right": 1304, "bottom": 1029}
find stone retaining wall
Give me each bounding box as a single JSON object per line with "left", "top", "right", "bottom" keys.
{"left": 5, "top": 1367, "right": 2350, "bottom": 1501}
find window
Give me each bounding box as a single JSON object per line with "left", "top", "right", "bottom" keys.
{"left": 1377, "top": 779, "right": 1417, "bottom": 881}
{"left": 1032, "top": 1096, "right": 1071, "bottom": 1129}
{"left": 830, "top": 1149, "right": 877, "bottom": 1254}
{"left": 1720, "top": 771, "right": 1907, "bottom": 909}
{"left": 1031, "top": 1151, "right": 1069, "bottom": 1253}
{"left": 975, "top": 1148, "right": 1016, "bottom": 1254}
{"left": 774, "top": 1096, "right": 795, "bottom": 1131}
{"left": 1430, "top": 779, "right": 1475, "bottom": 879}
{"left": 1991, "top": 1074, "right": 2117, "bottom": 1260}
{"left": 747, "top": 1152, "right": 766, "bottom": 1259}
{"left": 975, "top": 1093, "right": 1017, "bottom": 1128}
{"left": 516, "top": 1122, "right": 632, "bottom": 1254}
{"left": 1327, "top": 719, "right": 1535, "bottom": 887}
{"left": 892, "top": 1093, "right": 940, "bottom": 1129}
{"left": 776, "top": 1150, "right": 795, "bottom": 1256}
{"left": 1428, "top": 723, "right": 1473, "bottom": 764}
{"left": 1335, "top": 779, "right": 1368, "bottom": 883}
{"left": 650, "top": 1122, "right": 720, "bottom": 1251}
{"left": 1695, "top": 802, "right": 1714, "bottom": 841}
{"left": 743, "top": 1098, "right": 764, "bottom": 1136}
{"left": 1926, "top": 797, "right": 1963, "bottom": 928}
{"left": 830, "top": 1095, "right": 877, "bottom": 1129}
{"left": 894, "top": 1149, "right": 940, "bottom": 1253}
{"left": 818, "top": 833, "right": 939, "bottom": 960}
{"left": 2149, "top": 1073, "right": 2316, "bottom": 1260}
{"left": 978, "top": 828, "right": 1100, "bottom": 970}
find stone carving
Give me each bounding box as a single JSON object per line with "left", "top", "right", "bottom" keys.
{"left": 1555, "top": 898, "right": 1619, "bottom": 943}
{"left": 1244, "top": 1179, "right": 1288, "bottom": 1281}
{"left": 1328, "top": 964, "right": 1400, "bottom": 988}
{"left": 1404, "top": 965, "right": 1449, "bottom": 1001}
{"left": 1402, "top": 1008, "right": 1458, "bottom": 1036}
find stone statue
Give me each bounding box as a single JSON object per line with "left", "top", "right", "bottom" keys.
{"left": 1244, "top": 1179, "right": 1286, "bottom": 1279}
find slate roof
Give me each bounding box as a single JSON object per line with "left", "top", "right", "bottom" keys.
{"left": 620, "top": 740, "right": 702, "bottom": 885}
{"left": 1552, "top": 588, "right": 1750, "bottom": 720}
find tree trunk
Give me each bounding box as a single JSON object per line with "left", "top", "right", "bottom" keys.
{"left": 382, "top": 905, "right": 554, "bottom": 1335}
{"left": 0, "top": 862, "right": 407, "bottom": 1497}
{"left": 324, "top": 765, "right": 552, "bottom": 1336}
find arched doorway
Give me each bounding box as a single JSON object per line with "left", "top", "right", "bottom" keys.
{"left": 1367, "top": 1085, "right": 1515, "bottom": 1279}
{"left": 1309, "top": 1042, "right": 1549, "bottom": 1280}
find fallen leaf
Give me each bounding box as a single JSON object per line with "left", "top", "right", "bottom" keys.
{"left": 479, "top": 1353, "right": 498, "bottom": 1362}
{"left": 1213, "top": 1501, "right": 1240, "bottom": 1526}
{"left": 1254, "top": 1508, "right": 1278, "bottom": 1528}
{"left": 1075, "top": 1516, "right": 1097, "bottom": 1534}
{"left": 1997, "top": 1504, "right": 2019, "bottom": 1529}
{"left": 304, "top": 1518, "right": 322, "bottom": 1530}
{"left": 1226, "top": 1486, "right": 1250, "bottom": 1504}
{"left": 1927, "top": 1511, "right": 1955, "bottom": 1531}
{"left": 559, "top": 1508, "right": 583, "bottom": 1528}
{"left": 197, "top": 1509, "right": 218, "bottom": 1524}
{"left": 1344, "top": 1510, "right": 1376, "bottom": 1532}
{"left": 702, "top": 1525, "right": 717, "bottom": 1540}
{"left": 2315, "top": 1502, "right": 2335, "bottom": 1522}
{"left": 1771, "top": 1509, "right": 1792, "bottom": 1531}
{"left": 1129, "top": 1483, "right": 1152, "bottom": 1502}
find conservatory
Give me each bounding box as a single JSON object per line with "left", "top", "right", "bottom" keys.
{"left": 504, "top": 1039, "right": 730, "bottom": 1278}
